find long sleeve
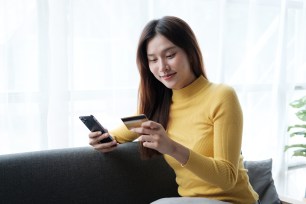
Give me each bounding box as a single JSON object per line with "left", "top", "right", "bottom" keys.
{"left": 109, "top": 124, "right": 139, "bottom": 143}
{"left": 183, "top": 88, "right": 242, "bottom": 190}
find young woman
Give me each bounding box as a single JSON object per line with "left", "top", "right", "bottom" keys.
{"left": 89, "top": 16, "right": 259, "bottom": 204}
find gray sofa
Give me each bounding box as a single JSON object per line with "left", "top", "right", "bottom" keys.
{"left": 0, "top": 142, "right": 281, "bottom": 204}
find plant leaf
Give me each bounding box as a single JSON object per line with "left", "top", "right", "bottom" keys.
{"left": 296, "top": 110, "right": 306, "bottom": 121}
{"left": 290, "top": 96, "right": 306, "bottom": 108}
{"left": 292, "top": 149, "right": 306, "bottom": 157}
{"left": 289, "top": 131, "right": 306, "bottom": 138}
{"left": 287, "top": 124, "right": 306, "bottom": 132}
{"left": 284, "top": 144, "right": 306, "bottom": 151}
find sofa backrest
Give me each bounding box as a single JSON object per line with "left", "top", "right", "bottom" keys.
{"left": 0, "top": 142, "right": 281, "bottom": 204}
{"left": 0, "top": 142, "right": 179, "bottom": 204}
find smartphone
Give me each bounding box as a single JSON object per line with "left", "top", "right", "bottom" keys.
{"left": 121, "top": 114, "right": 148, "bottom": 130}
{"left": 79, "top": 115, "right": 113, "bottom": 143}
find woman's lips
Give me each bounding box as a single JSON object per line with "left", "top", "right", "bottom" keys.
{"left": 160, "top": 73, "right": 176, "bottom": 80}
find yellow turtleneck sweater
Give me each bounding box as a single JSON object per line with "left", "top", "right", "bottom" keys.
{"left": 110, "top": 76, "right": 259, "bottom": 204}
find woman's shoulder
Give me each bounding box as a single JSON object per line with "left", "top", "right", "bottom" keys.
{"left": 206, "top": 81, "right": 237, "bottom": 97}
{"left": 206, "top": 82, "right": 241, "bottom": 113}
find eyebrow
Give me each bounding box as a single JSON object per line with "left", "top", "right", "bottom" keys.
{"left": 147, "top": 46, "right": 177, "bottom": 57}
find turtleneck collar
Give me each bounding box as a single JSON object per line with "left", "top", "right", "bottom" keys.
{"left": 172, "top": 75, "right": 209, "bottom": 102}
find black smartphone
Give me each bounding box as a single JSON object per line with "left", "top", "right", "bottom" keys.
{"left": 79, "top": 115, "right": 113, "bottom": 143}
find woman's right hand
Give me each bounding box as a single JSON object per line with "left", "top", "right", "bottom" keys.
{"left": 89, "top": 131, "right": 118, "bottom": 153}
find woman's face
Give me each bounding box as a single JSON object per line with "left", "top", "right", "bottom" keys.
{"left": 146, "top": 34, "right": 196, "bottom": 90}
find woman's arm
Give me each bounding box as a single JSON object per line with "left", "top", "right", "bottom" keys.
{"left": 133, "top": 121, "right": 190, "bottom": 165}
{"left": 133, "top": 86, "right": 243, "bottom": 190}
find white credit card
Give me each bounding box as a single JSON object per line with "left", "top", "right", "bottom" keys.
{"left": 121, "top": 114, "right": 148, "bottom": 130}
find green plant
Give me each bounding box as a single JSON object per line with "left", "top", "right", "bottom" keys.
{"left": 284, "top": 95, "right": 306, "bottom": 157}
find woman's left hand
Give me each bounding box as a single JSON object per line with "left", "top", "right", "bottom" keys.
{"left": 131, "top": 120, "right": 175, "bottom": 155}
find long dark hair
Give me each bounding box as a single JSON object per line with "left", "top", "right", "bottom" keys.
{"left": 136, "top": 16, "right": 207, "bottom": 158}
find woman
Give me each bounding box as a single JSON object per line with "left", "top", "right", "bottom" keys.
{"left": 89, "top": 16, "right": 259, "bottom": 204}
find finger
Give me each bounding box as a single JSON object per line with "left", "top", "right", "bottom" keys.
{"left": 141, "top": 120, "right": 161, "bottom": 129}
{"left": 92, "top": 139, "right": 117, "bottom": 149}
{"left": 142, "top": 141, "right": 157, "bottom": 149}
{"left": 89, "top": 131, "right": 102, "bottom": 138}
{"left": 138, "top": 134, "right": 157, "bottom": 143}
{"left": 98, "top": 133, "right": 111, "bottom": 141}
{"left": 94, "top": 143, "right": 118, "bottom": 153}
{"left": 131, "top": 126, "right": 153, "bottom": 135}
{"left": 89, "top": 133, "right": 111, "bottom": 145}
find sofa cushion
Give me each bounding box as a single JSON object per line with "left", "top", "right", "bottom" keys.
{"left": 244, "top": 159, "right": 281, "bottom": 204}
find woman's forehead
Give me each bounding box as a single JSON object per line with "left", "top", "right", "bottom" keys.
{"left": 147, "top": 34, "right": 177, "bottom": 55}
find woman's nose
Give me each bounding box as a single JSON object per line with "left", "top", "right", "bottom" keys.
{"left": 159, "top": 59, "right": 168, "bottom": 72}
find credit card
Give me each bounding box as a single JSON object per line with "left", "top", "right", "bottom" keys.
{"left": 121, "top": 114, "right": 148, "bottom": 130}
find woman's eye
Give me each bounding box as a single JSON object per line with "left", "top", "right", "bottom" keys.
{"left": 166, "top": 53, "right": 176, "bottom": 59}
{"left": 149, "top": 59, "right": 157, "bottom": 63}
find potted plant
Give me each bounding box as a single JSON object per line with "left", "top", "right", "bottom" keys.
{"left": 284, "top": 95, "right": 306, "bottom": 200}
{"left": 284, "top": 95, "right": 306, "bottom": 157}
